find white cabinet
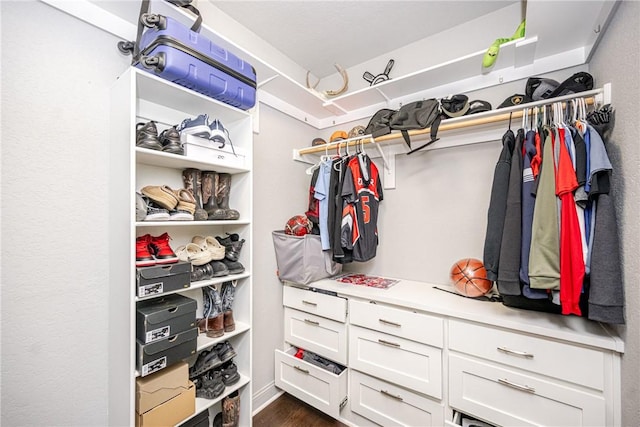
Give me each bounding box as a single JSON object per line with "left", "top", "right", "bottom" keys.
{"left": 109, "top": 68, "right": 253, "bottom": 426}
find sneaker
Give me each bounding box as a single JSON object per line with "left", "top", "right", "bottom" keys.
{"left": 209, "top": 119, "right": 227, "bottom": 146}
{"left": 136, "top": 193, "right": 148, "bottom": 222}
{"left": 136, "top": 121, "right": 162, "bottom": 150}
{"left": 216, "top": 233, "right": 245, "bottom": 262}
{"left": 195, "top": 370, "right": 226, "bottom": 400}
{"left": 217, "top": 360, "right": 240, "bottom": 386}
{"left": 190, "top": 349, "right": 223, "bottom": 379}
{"left": 177, "top": 114, "right": 211, "bottom": 138}
{"left": 191, "top": 263, "right": 214, "bottom": 282}
{"left": 169, "top": 189, "right": 196, "bottom": 221}
{"left": 141, "top": 185, "right": 179, "bottom": 211}
{"left": 159, "top": 126, "right": 184, "bottom": 155}
{"left": 143, "top": 197, "right": 170, "bottom": 222}
{"left": 192, "top": 236, "right": 225, "bottom": 260}
{"left": 209, "top": 261, "right": 229, "bottom": 277}
{"left": 149, "top": 233, "right": 179, "bottom": 264}
{"left": 175, "top": 243, "right": 213, "bottom": 266}
{"left": 221, "top": 259, "right": 244, "bottom": 275}
{"left": 136, "top": 234, "right": 156, "bottom": 267}
{"left": 213, "top": 340, "right": 237, "bottom": 363}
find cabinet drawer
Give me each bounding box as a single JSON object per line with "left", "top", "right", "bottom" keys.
{"left": 350, "top": 299, "right": 443, "bottom": 347}
{"left": 274, "top": 347, "right": 347, "bottom": 419}
{"left": 283, "top": 285, "right": 347, "bottom": 322}
{"left": 350, "top": 369, "right": 444, "bottom": 427}
{"left": 449, "top": 320, "right": 605, "bottom": 391}
{"left": 449, "top": 354, "right": 606, "bottom": 427}
{"left": 284, "top": 307, "right": 347, "bottom": 365}
{"left": 349, "top": 325, "right": 442, "bottom": 399}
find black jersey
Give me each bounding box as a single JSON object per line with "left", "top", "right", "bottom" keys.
{"left": 341, "top": 154, "right": 383, "bottom": 262}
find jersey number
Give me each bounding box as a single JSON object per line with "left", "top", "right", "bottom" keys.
{"left": 361, "top": 196, "right": 371, "bottom": 224}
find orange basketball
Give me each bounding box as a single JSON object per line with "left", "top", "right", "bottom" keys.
{"left": 450, "top": 258, "right": 493, "bottom": 297}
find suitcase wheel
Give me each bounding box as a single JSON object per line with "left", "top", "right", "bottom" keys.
{"left": 117, "top": 41, "right": 135, "bottom": 56}
{"left": 140, "top": 54, "right": 165, "bottom": 72}
{"left": 140, "top": 13, "right": 164, "bottom": 29}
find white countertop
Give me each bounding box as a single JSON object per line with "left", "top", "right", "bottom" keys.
{"left": 294, "top": 277, "right": 624, "bottom": 353}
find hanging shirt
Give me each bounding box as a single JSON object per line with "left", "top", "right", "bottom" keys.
{"left": 341, "top": 154, "right": 383, "bottom": 262}
{"left": 556, "top": 128, "right": 585, "bottom": 316}
{"left": 314, "top": 159, "right": 333, "bottom": 250}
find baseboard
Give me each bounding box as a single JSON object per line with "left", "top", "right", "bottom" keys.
{"left": 251, "top": 381, "right": 283, "bottom": 416}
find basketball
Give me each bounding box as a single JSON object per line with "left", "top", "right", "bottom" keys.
{"left": 450, "top": 258, "right": 493, "bottom": 297}
{"left": 284, "top": 214, "right": 313, "bottom": 236}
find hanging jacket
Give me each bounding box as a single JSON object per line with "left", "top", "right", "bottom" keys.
{"left": 497, "top": 129, "right": 524, "bottom": 296}
{"left": 483, "top": 129, "right": 515, "bottom": 281}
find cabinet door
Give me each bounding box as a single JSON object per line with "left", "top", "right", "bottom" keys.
{"left": 284, "top": 307, "right": 347, "bottom": 365}
{"left": 349, "top": 325, "right": 442, "bottom": 399}
{"left": 449, "top": 354, "right": 606, "bottom": 427}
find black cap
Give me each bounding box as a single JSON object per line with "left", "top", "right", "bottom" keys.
{"left": 498, "top": 94, "right": 532, "bottom": 109}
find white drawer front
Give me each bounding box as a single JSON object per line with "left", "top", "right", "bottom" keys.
{"left": 449, "top": 354, "right": 606, "bottom": 427}
{"left": 284, "top": 307, "right": 347, "bottom": 365}
{"left": 274, "top": 348, "right": 347, "bottom": 419}
{"left": 349, "top": 325, "right": 442, "bottom": 399}
{"left": 449, "top": 320, "right": 605, "bottom": 391}
{"left": 283, "top": 285, "right": 347, "bottom": 322}
{"left": 350, "top": 369, "right": 444, "bottom": 427}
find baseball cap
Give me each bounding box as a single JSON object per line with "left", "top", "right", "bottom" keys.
{"left": 549, "top": 72, "right": 594, "bottom": 98}
{"left": 441, "top": 94, "right": 470, "bottom": 118}
{"left": 311, "top": 137, "right": 327, "bottom": 146}
{"left": 348, "top": 125, "right": 366, "bottom": 139}
{"left": 526, "top": 77, "right": 560, "bottom": 101}
{"left": 466, "top": 100, "right": 492, "bottom": 115}
{"left": 497, "top": 94, "right": 532, "bottom": 109}
{"left": 330, "top": 130, "right": 348, "bottom": 142}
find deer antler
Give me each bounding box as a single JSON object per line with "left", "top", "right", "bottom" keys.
{"left": 305, "top": 63, "right": 349, "bottom": 98}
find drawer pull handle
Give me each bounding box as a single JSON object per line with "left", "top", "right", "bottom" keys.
{"left": 379, "top": 318, "right": 402, "bottom": 327}
{"left": 497, "top": 346, "right": 534, "bottom": 358}
{"left": 378, "top": 339, "right": 401, "bottom": 348}
{"left": 498, "top": 378, "right": 535, "bottom": 393}
{"left": 380, "top": 389, "right": 403, "bottom": 401}
{"left": 302, "top": 300, "right": 317, "bottom": 306}
{"left": 304, "top": 319, "right": 320, "bottom": 326}
{"left": 293, "top": 365, "right": 309, "bottom": 374}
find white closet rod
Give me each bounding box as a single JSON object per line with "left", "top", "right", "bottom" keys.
{"left": 298, "top": 86, "right": 607, "bottom": 156}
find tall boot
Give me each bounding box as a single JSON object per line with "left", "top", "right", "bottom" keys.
{"left": 221, "top": 281, "right": 235, "bottom": 332}
{"left": 222, "top": 391, "right": 240, "bottom": 427}
{"left": 201, "top": 171, "right": 225, "bottom": 220}
{"left": 216, "top": 173, "right": 240, "bottom": 220}
{"left": 182, "top": 168, "right": 208, "bottom": 221}
{"left": 205, "top": 286, "right": 224, "bottom": 338}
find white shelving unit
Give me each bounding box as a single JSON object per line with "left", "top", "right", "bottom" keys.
{"left": 109, "top": 68, "right": 253, "bottom": 426}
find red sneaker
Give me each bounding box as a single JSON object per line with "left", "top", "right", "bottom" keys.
{"left": 150, "top": 232, "right": 179, "bottom": 264}
{"left": 136, "top": 234, "right": 156, "bottom": 267}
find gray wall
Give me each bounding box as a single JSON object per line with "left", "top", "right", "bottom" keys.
{"left": 588, "top": 1, "right": 640, "bottom": 424}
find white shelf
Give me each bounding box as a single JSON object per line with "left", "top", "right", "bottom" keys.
{"left": 136, "top": 148, "right": 251, "bottom": 175}
{"left": 135, "top": 220, "right": 251, "bottom": 227}
{"left": 135, "top": 272, "right": 252, "bottom": 302}
{"left": 196, "top": 322, "right": 251, "bottom": 352}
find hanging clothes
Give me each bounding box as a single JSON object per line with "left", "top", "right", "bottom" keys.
{"left": 313, "top": 159, "right": 333, "bottom": 250}
{"left": 329, "top": 155, "right": 353, "bottom": 263}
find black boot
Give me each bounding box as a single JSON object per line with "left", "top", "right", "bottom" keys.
{"left": 215, "top": 173, "right": 240, "bottom": 220}
{"left": 182, "top": 168, "right": 208, "bottom": 221}
{"left": 201, "top": 171, "right": 225, "bottom": 220}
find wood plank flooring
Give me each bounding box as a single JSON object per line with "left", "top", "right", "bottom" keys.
{"left": 253, "top": 393, "right": 347, "bottom": 427}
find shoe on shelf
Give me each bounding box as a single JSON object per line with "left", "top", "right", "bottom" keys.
{"left": 213, "top": 340, "right": 237, "bottom": 363}
{"left": 217, "top": 360, "right": 240, "bottom": 386}
{"left": 192, "top": 235, "right": 226, "bottom": 260}
{"left": 216, "top": 233, "right": 245, "bottom": 262}
{"left": 195, "top": 370, "right": 226, "bottom": 400}
{"left": 136, "top": 121, "right": 162, "bottom": 151}
{"left": 136, "top": 193, "right": 148, "bottom": 222}
{"left": 205, "top": 286, "right": 225, "bottom": 338}
{"left": 142, "top": 197, "right": 171, "bottom": 222}
{"left": 177, "top": 114, "right": 211, "bottom": 138}
{"left": 141, "top": 185, "right": 179, "bottom": 211}
{"left": 221, "top": 259, "right": 245, "bottom": 275}
{"left": 190, "top": 349, "right": 223, "bottom": 379}
{"left": 149, "top": 233, "right": 179, "bottom": 264}
{"left": 159, "top": 126, "right": 184, "bottom": 155}
{"left": 209, "top": 261, "right": 230, "bottom": 278}
{"left": 221, "top": 282, "right": 236, "bottom": 332}
{"left": 176, "top": 243, "right": 213, "bottom": 266}
{"left": 209, "top": 119, "right": 227, "bottom": 147}
{"left": 222, "top": 391, "right": 240, "bottom": 427}
{"left": 135, "top": 234, "right": 156, "bottom": 268}
{"left": 191, "top": 263, "right": 214, "bottom": 282}
{"left": 213, "top": 412, "right": 222, "bottom": 427}
{"left": 215, "top": 173, "right": 240, "bottom": 220}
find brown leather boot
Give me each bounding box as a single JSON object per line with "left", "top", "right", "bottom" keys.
{"left": 201, "top": 171, "right": 225, "bottom": 220}
{"left": 181, "top": 168, "right": 208, "bottom": 221}
{"left": 223, "top": 310, "right": 235, "bottom": 332}
{"left": 197, "top": 318, "right": 208, "bottom": 334}
{"left": 215, "top": 173, "right": 240, "bottom": 220}
{"left": 222, "top": 391, "right": 240, "bottom": 427}
{"left": 206, "top": 313, "right": 224, "bottom": 338}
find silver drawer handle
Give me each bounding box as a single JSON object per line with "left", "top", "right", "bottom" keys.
{"left": 498, "top": 378, "right": 535, "bottom": 393}
{"left": 379, "top": 318, "right": 402, "bottom": 327}
{"left": 497, "top": 346, "right": 534, "bottom": 358}
{"left": 380, "top": 389, "right": 403, "bottom": 401}
{"left": 293, "top": 365, "right": 309, "bottom": 374}
{"left": 302, "top": 300, "right": 317, "bottom": 306}
{"left": 304, "top": 319, "right": 320, "bottom": 326}
{"left": 378, "top": 339, "right": 401, "bottom": 348}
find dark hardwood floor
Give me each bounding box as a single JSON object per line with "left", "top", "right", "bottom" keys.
{"left": 253, "top": 392, "right": 347, "bottom": 427}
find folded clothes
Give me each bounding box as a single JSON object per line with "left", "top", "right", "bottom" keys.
{"left": 295, "top": 347, "right": 345, "bottom": 375}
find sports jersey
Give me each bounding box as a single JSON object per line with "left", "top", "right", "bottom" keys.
{"left": 341, "top": 154, "right": 383, "bottom": 262}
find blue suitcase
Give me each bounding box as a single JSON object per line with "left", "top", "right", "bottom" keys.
{"left": 120, "top": 1, "right": 256, "bottom": 110}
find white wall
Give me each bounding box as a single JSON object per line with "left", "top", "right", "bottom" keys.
{"left": 1, "top": 1, "right": 129, "bottom": 425}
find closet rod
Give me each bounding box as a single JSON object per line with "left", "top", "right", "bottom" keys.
{"left": 298, "top": 88, "right": 602, "bottom": 156}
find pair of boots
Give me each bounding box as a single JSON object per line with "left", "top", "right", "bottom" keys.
{"left": 212, "top": 391, "right": 240, "bottom": 427}
{"left": 182, "top": 168, "right": 239, "bottom": 221}
{"left": 199, "top": 283, "right": 236, "bottom": 338}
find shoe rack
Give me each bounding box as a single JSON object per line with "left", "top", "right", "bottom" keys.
{"left": 109, "top": 67, "right": 253, "bottom": 426}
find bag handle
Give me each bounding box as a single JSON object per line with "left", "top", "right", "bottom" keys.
{"left": 406, "top": 114, "right": 441, "bottom": 155}
{"left": 165, "top": 0, "right": 203, "bottom": 32}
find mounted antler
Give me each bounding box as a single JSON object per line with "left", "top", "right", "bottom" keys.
{"left": 306, "top": 63, "right": 349, "bottom": 98}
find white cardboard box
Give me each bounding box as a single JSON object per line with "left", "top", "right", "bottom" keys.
{"left": 181, "top": 134, "right": 248, "bottom": 169}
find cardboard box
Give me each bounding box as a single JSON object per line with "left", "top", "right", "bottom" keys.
{"left": 136, "top": 382, "right": 195, "bottom": 427}
{"left": 137, "top": 328, "right": 198, "bottom": 376}
{"left": 136, "top": 361, "right": 190, "bottom": 414}
{"left": 182, "top": 134, "right": 248, "bottom": 169}
{"left": 137, "top": 294, "right": 197, "bottom": 344}
{"left": 136, "top": 262, "right": 191, "bottom": 298}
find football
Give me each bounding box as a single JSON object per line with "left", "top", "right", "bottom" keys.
{"left": 284, "top": 214, "right": 313, "bottom": 236}
{"left": 450, "top": 258, "right": 493, "bottom": 298}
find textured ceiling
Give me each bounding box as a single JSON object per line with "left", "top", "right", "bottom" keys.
{"left": 211, "top": 1, "right": 518, "bottom": 77}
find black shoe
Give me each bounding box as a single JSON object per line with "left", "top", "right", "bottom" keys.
{"left": 209, "top": 261, "right": 230, "bottom": 277}
{"left": 217, "top": 360, "right": 240, "bottom": 386}
{"left": 216, "top": 233, "right": 245, "bottom": 262}
{"left": 221, "top": 259, "right": 244, "bottom": 275}
{"left": 160, "top": 126, "right": 184, "bottom": 155}
{"left": 214, "top": 340, "right": 237, "bottom": 363}
{"left": 190, "top": 349, "right": 223, "bottom": 379}
{"left": 136, "top": 121, "right": 162, "bottom": 150}
{"left": 195, "top": 370, "right": 226, "bottom": 400}
{"left": 191, "top": 262, "right": 214, "bottom": 282}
